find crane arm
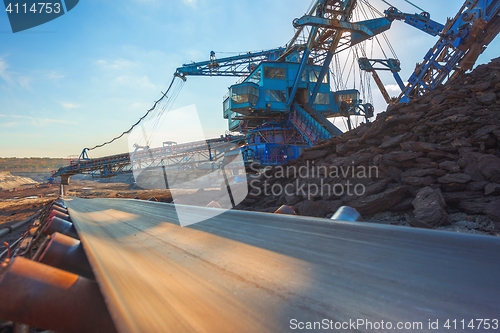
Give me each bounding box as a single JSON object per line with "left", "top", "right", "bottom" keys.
{"left": 399, "top": 0, "right": 500, "bottom": 102}
{"left": 384, "top": 6, "right": 444, "bottom": 36}
{"left": 175, "top": 48, "right": 285, "bottom": 79}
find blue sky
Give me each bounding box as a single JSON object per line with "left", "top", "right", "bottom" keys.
{"left": 0, "top": 0, "right": 498, "bottom": 158}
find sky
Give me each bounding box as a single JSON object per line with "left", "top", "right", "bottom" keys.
{"left": 0, "top": 0, "right": 498, "bottom": 158}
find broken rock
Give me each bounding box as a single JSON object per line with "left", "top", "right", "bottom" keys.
{"left": 412, "top": 187, "right": 447, "bottom": 227}
{"left": 348, "top": 185, "right": 408, "bottom": 215}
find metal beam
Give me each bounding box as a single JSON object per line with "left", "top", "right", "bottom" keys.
{"left": 175, "top": 48, "right": 285, "bottom": 78}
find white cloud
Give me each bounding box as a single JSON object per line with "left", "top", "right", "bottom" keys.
{"left": 95, "top": 58, "right": 136, "bottom": 71}
{"left": 0, "top": 114, "right": 76, "bottom": 126}
{"left": 183, "top": 0, "right": 197, "bottom": 8}
{"left": 16, "top": 76, "right": 33, "bottom": 91}
{"left": 383, "top": 83, "right": 408, "bottom": 95}
{"left": 133, "top": 0, "right": 160, "bottom": 5}
{"left": 47, "top": 71, "right": 65, "bottom": 80}
{"left": 0, "top": 58, "right": 14, "bottom": 85}
{"left": 114, "top": 75, "right": 157, "bottom": 90}
{"left": 0, "top": 57, "right": 37, "bottom": 90}
{"left": 127, "top": 102, "right": 152, "bottom": 112}
{"left": 183, "top": 49, "right": 206, "bottom": 63}
{"left": 59, "top": 101, "right": 81, "bottom": 109}
{"left": 1, "top": 122, "right": 18, "bottom": 128}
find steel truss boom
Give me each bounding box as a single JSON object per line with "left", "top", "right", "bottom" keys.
{"left": 53, "top": 136, "right": 244, "bottom": 178}
{"left": 399, "top": 0, "right": 500, "bottom": 102}
{"left": 282, "top": 0, "right": 392, "bottom": 105}
{"left": 175, "top": 48, "right": 285, "bottom": 78}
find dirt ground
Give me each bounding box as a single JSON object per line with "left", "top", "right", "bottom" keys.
{"left": 0, "top": 179, "right": 229, "bottom": 253}
{"left": 3, "top": 176, "right": 497, "bottom": 255}
{"left": 0, "top": 186, "right": 57, "bottom": 253}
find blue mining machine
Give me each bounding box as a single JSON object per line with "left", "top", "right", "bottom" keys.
{"left": 175, "top": 0, "right": 392, "bottom": 167}
{"left": 175, "top": 0, "right": 500, "bottom": 168}
{"left": 54, "top": 0, "right": 500, "bottom": 180}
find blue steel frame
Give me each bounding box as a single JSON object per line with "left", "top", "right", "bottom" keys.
{"left": 398, "top": 0, "right": 500, "bottom": 102}
{"left": 179, "top": 0, "right": 394, "bottom": 166}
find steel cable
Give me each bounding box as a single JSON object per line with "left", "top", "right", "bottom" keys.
{"left": 84, "top": 74, "right": 179, "bottom": 152}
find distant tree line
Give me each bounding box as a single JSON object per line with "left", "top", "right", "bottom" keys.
{"left": 0, "top": 158, "right": 68, "bottom": 172}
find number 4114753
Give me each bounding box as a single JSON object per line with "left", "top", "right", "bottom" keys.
{"left": 5, "top": 2, "right": 62, "bottom": 14}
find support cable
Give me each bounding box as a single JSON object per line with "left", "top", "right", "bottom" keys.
{"left": 84, "top": 74, "right": 179, "bottom": 152}
{"left": 402, "top": 0, "right": 426, "bottom": 13}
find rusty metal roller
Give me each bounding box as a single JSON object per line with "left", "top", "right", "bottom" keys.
{"left": 50, "top": 203, "right": 69, "bottom": 214}
{"left": 38, "top": 232, "right": 95, "bottom": 280}
{"left": 43, "top": 216, "right": 79, "bottom": 240}
{"left": 47, "top": 209, "right": 72, "bottom": 222}
{"left": 0, "top": 257, "right": 117, "bottom": 333}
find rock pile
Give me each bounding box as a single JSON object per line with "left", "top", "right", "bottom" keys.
{"left": 0, "top": 171, "right": 38, "bottom": 191}
{"left": 238, "top": 57, "right": 500, "bottom": 233}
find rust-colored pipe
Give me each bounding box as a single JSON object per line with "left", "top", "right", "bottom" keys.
{"left": 43, "top": 216, "right": 79, "bottom": 240}
{"left": 0, "top": 215, "right": 34, "bottom": 238}
{"left": 32, "top": 238, "right": 50, "bottom": 261}
{"left": 38, "top": 233, "right": 94, "bottom": 280}
{"left": 0, "top": 257, "right": 117, "bottom": 333}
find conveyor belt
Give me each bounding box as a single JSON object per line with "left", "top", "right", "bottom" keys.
{"left": 65, "top": 197, "right": 500, "bottom": 332}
